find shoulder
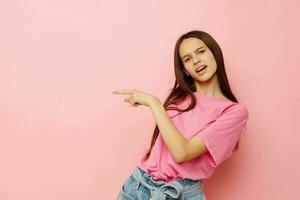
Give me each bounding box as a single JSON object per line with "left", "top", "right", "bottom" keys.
{"left": 220, "top": 102, "right": 249, "bottom": 119}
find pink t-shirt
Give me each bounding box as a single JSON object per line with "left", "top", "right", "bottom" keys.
{"left": 136, "top": 91, "right": 249, "bottom": 183}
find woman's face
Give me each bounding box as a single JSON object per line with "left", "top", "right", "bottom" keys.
{"left": 179, "top": 37, "right": 217, "bottom": 83}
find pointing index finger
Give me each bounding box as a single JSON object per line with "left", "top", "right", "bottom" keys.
{"left": 112, "top": 89, "right": 134, "bottom": 95}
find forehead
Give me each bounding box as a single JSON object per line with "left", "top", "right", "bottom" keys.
{"left": 179, "top": 37, "right": 206, "bottom": 56}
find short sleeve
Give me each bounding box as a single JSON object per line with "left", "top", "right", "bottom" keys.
{"left": 196, "top": 104, "right": 249, "bottom": 168}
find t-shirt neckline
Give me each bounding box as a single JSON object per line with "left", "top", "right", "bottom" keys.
{"left": 193, "top": 91, "right": 230, "bottom": 101}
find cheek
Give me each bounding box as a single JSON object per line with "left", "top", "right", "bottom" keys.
{"left": 186, "top": 64, "right": 194, "bottom": 73}
{"left": 209, "top": 63, "right": 218, "bottom": 75}
{"left": 183, "top": 63, "right": 190, "bottom": 69}
{"left": 206, "top": 53, "right": 216, "bottom": 64}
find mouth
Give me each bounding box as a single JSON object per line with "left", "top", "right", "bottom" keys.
{"left": 195, "top": 65, "right": 207, "bottom": 73}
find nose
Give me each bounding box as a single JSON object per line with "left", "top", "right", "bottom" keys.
{"left": 192, "top": 56, "right": 201, "bottom": 65}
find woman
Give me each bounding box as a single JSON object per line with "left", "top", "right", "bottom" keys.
{"left": 113, "top": 30, "right": 249, "bottom": 200}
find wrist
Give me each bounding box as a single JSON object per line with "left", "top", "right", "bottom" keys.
{"left": 149, "top": 96, "right": 162, "bottom": 108}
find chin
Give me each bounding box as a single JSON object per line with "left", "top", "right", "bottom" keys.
{"left": 197, "top": 73, "right": 215, "bottom": 82}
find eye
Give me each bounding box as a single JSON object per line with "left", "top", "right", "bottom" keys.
{"left": 184, "top": 58, "right": 190, "bottom": 62}
{"left": 197, "top": 50, "right": 206, "bottom": 54}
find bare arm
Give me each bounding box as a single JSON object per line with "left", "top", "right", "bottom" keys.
{"left": 149, "top": 98, "right": 208, "bottom": 163}
{"left": 182, "top": 136, "right": 208, "bottom": 162}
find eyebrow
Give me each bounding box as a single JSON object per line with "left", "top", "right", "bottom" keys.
{"left": 181, "top": 46, "right": 205, "bottom": 59}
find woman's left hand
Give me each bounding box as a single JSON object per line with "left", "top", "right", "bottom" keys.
{"left": 112, "top": 89, "right": 160, "bottom": 108}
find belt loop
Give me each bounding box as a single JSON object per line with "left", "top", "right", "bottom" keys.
{"left": 135, "top": 180, "right": 141, "bottom": 190}
{"left": 200, "top": 180, "right": 204, "bottom": 191}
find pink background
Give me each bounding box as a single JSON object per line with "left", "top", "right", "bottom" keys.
{"left": 0, "top": 0, "right": 299, "bottom": 199}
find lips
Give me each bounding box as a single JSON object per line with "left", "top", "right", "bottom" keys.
{"left": 195, "top": 65, "right": 207, "bottom": 73}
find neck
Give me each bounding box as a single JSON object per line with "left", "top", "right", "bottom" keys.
{"left": 194, "top": 74, "right": 223, "bottom": 97}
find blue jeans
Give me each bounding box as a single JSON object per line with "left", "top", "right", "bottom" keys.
{"left": 117, "top": 167, "right": 206, "bottom": 200}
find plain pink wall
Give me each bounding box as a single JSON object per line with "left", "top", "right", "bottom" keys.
{"left": 0, "top": 0, "right": 299, "bottom": 199}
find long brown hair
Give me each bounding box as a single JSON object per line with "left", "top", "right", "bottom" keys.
{"left": 144, "top": 30, "right": 240, "bottom": 160}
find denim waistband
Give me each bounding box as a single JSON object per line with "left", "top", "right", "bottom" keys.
{"left": 131, "top": 167, "right": 202, "bottom": 199}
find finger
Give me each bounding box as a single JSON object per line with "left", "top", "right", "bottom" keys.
{"left": 112, "top": 89, "right": 135, "bottom": 95}
{"left": 129, "top": 98, "right": 134, "bottom": 106}
{"left": 130, "top": 97, "right": 138, "bottom": 106}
